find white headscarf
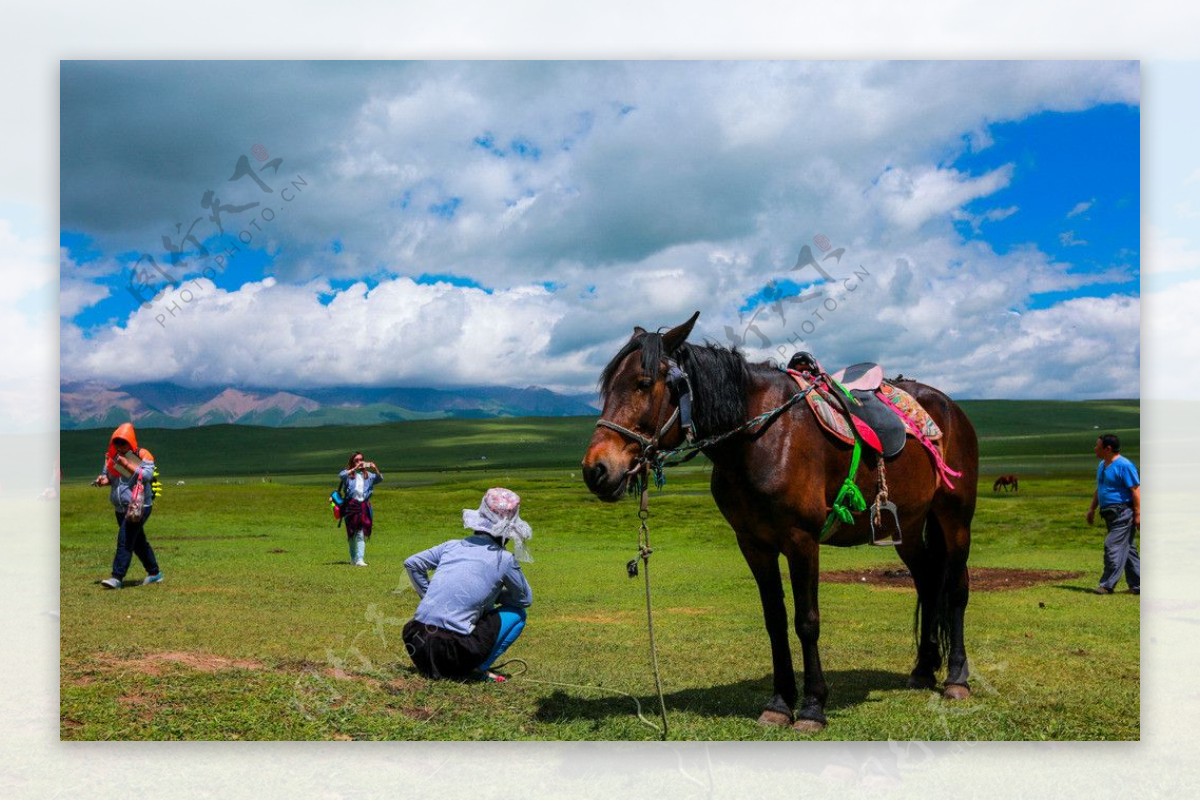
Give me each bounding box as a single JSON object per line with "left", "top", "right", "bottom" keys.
{"left": 463, "top": 487, "right": 534, "bottom": 563}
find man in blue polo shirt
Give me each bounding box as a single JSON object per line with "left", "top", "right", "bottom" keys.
{"left": 1085, "top": 433, "right": 1140, "bottom": 595}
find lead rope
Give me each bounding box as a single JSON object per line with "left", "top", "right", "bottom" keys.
{"left": 633, "top": 483, "right": 669, "bottom": 739}
{"left": 489, "top": 486, "right": 668, "bottom": 740}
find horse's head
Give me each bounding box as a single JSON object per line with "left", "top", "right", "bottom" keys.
{"left": 581, "top": 311, "right": 699, "bottom": 501}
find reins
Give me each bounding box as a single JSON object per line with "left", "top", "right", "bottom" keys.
{"left": 597, "top": 383, "right": 817, "bottom": 496}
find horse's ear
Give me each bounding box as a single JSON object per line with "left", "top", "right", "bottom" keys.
{"left": 633, "top": 326, "right": 647, "bottom": 336}
{"left": 662, "top": 311, "right": 700, "bottom": 354}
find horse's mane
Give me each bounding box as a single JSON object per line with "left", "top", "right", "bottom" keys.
{"left": 599, "top": 330, "right": 759, "bottom": 437}
{"left": 598, "top": 331, "right": 665, "bottom": 399}
{"left": 676, "top": 342, "right": 753, "bottom": 436}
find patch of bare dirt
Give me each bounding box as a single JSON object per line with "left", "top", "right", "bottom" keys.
{"left": 400, "top": 706, "right": 436, "bottom": 721}
{"left": 117, "top": 691, "right": 165, "bottom": 721}
{"left": 95, "top": 651, "right": 265, "bottom": 675}
{"left": 384, "top": 677, "right": 418, "bottom": 695}
{"left": 822, "top": 567, "right": 1084, "bottom": 591}
{"left": 324, "top": 667, "right": 382, "bottom": 689}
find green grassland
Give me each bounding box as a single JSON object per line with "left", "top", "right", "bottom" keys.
{"left": 59, "top": 399, "right": 1140, "bottom": 740}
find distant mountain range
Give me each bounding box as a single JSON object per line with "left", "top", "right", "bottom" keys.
{"left": 60, "top": 381, "right": 601, "bottom": 429}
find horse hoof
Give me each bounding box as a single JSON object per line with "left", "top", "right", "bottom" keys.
{"left": 757, "top": 709, "right": 793, "bottom": 727}
{"left": 943, "top": 684, "right": 970, "bottom": 700}
{"left": 793, "top": 718, "right": 826, "bottom": 733}
{"left": 907, "top": 674, "right": 937, "bottom": 691}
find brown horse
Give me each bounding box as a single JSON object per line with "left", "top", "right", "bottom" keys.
{"left": 993, "top": 474, "right": 1019, "bottom": 492}
{"left": 581, "top": 312, "right": 979, "bottom": 732}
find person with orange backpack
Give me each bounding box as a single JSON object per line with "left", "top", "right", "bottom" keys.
{"left": 92, "top": 422, "right": 162, "bottom": 589}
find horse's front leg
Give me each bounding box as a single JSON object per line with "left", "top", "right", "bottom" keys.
{"left": 784, "top": 534, "right": 828, "bottom": 732}
{"left": 737, "top": 538, "right": 797, "bottom": 727}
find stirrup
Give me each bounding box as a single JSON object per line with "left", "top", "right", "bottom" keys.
{"left": 870, "top": 500, "right": 902, "bottom": 546}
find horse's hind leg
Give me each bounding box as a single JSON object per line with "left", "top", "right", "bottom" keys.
{"left": 933, "top": 506, "right": 972, "bottom": 699}
{"left": 897, "top": 522, "right": 943, "bottom": 691}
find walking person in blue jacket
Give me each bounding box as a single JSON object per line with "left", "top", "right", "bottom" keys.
{"left": 402, "top": 487, "right": 534, "bottom": 682}
{"left": 1086, "top": 433, "right": 1141, "bottom": 595}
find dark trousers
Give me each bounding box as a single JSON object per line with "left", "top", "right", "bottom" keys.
{"left": 403, "top": 610, "right": 502, "bottom": 680}
{"left": 1099, "top": 504, "right": 1140, "bottom": 591}
{"left": 112, "top": 507, "right": 159, "bottom": 580}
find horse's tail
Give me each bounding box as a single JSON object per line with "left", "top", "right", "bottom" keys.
{"left": 912, "top": 511, "right": 954, "bottom": 667}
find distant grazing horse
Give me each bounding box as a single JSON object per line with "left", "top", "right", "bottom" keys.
{"left": 993, "top": 474, "right": 1019, "bottom": 493}
{"left": 581, "top": 312, "right": 979, "bottom": 732}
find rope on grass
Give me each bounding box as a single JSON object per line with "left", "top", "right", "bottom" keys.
{"left": 492, "top": 659, "right": 666, "bottom": 738}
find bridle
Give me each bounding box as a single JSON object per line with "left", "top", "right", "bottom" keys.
{"left": 595, "top": 407, "right": 681, "bottom": 458}
{"left": 594, "top": 358, "right": 691, "bottom": 479}
{"left": 595, "top": 354, "right": 816, "bottom": 495}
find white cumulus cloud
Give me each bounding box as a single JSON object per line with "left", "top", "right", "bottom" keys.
{"left": 57, "top": 61, "right": 1142, "bottom": 398}
{"left": 870, "top": 164, "right": 1014, "bottom": 232}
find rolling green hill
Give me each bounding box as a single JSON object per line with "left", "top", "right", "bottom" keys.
{"left": 60, "top": 417, "right": 599, "bottom": 483}
{"left": 959, "top": 399, "right": 1139, "bottom": 477}
{"left": 60, "top": 399, "right": 1139, "bottom": 485}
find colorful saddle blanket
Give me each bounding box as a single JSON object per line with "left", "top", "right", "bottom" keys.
{"left": 786, "top": 369, "right": 943, "bottom": 455}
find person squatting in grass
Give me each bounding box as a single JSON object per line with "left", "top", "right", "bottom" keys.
{"left": 92, "top": 422, "right": 162, "bottom": 589}
{"left": 402, "top": 487, "right": 533, "bottom": 682}
{"left": 1086, "top": 433, "right": 1141, "bottom": 595}
{"left": 339, "top": 451, "right": 383, "bottom": 567}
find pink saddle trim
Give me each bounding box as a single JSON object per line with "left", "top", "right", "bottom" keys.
{"left": 831, "top": 363, "right": 884, "bottom": 392}
{"left": 875, "top": 390, "right": 963, "bottom": 489}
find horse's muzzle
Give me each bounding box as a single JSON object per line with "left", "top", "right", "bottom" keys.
{"left": 582, "top": 458, "right": 628, "bottom": 502}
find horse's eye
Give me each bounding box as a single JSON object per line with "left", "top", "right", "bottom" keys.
{"left": 636, "top": 377, "right": 654, "bottom": 390}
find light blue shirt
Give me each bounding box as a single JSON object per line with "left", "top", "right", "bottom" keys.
{"left": 1096, "top": 455, "right": 1139, "bottom": 507}
{"left": 338, "top": 468, "right": 383, "bottom": 501}
{"left": 405, "top": 534, "right": 533, "bottom": 635}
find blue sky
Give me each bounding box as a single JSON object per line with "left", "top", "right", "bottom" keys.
{"left": 950, "top": 105, "right": 1139, "bottom": 309}
{"left": 58, "top": 61, "right": 1141, "bottom": 398}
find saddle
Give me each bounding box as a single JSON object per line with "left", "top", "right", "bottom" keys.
{"left": 785, "top": 358, "right": 941, "bottom": 458}
{"left": 784, "top": 356, "right": 961, "bottom": 546}
{"left": 826, "top": 363, "right": 906, "bottom": 457}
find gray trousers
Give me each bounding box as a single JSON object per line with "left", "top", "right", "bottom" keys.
{"left": 1099, "top": 505, "right": 1140, "bottom": 591}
